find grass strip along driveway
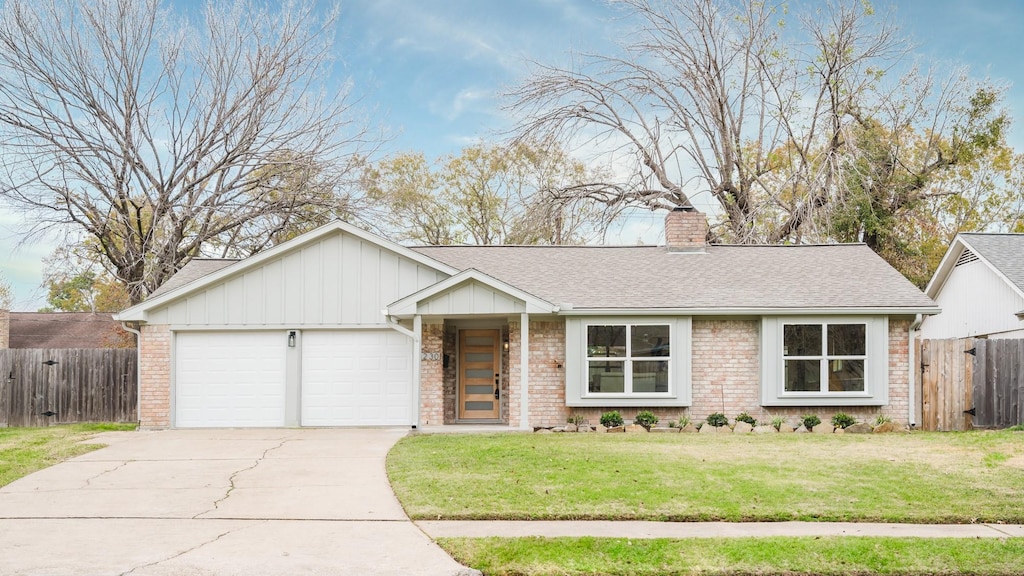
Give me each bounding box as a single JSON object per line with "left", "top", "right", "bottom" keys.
{"left": 0, "top": 423, "right": 137, "bottom": 487}
{"left": 437, "top": 536, "right": 1024, "bottom": 576}
{"left": 388, "top": 431, "right": 1024, "bottom": 575}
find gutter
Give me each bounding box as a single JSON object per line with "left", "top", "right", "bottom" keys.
{"left": 907, "top": 314, "right": 924, "bottom": 428}
{"left": 120, "top": 321, "right": 143, "bottom": 426}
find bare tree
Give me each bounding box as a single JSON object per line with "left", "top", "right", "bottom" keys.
{"left": 363, "top": 140, "right": 615, "bottom": 246}
{"left": 0, "top": 0, "right": 373, "bottom": 303}
{"left": 506, "top": 0, "right": 1009, "bottom": 252}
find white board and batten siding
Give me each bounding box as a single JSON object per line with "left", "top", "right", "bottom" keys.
{"left": 417, "top": 280, "right": 530, "bottom": 315}
{"left": 922, "top": 258, "right": 1024, "bottom": 340}
{"left": 152, "top": 229, "right": 446, "bottom": 428}
{"left": 146, "top": 231, "right": 448, "bottom": 327}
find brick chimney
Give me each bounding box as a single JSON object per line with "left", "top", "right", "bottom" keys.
{"left": 664, "top": 206, "right": 708, "bottom": 252}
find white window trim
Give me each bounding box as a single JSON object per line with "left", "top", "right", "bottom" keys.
{"left": 762, "top": 316, "right": 888, "bottom": 407}
{"left": 780, "top": 322, "right": 869, "bottom": 398}
{"left": 584, "top": 322, "right": 673, "bottom": 398}
{"left": 565, "top": 316, "right": 692, "bottom": 407}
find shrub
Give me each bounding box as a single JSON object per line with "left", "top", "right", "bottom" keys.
{"left": 771, "top": 416, "right": 785, "bottom": 431}
{"left": 634, "top": 410, "right": 659, "bottom": 430}
{"left": 831, "top": 412, "right": 856, "bottom": 429}
{"left": 706, "top": 412, "right": 729, "bottom": 428}
{"left": 735, "top": 412, "right": 757, "bottom": 427}
{"left": 875, "top": 414, "right": 893, "bottom": 426}
{"left": 676, "top": 415, "right": 691, "bottom": 429}
{"left": 600, "top": 410, "right": 624, "bottom": 428}
{"left": 567, "top": 414, "right": 585, "bottom": 426}
{"left": 801, "top": 414, "right": 822, "bottom": 430}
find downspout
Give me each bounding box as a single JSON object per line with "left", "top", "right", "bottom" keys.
{"left": 120, "top": 321, "right": 143, "bottom": 426}
{"left": 907, "top": 314, "right": 924, "bottom": 428}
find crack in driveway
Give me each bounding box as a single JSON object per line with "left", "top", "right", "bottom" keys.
{"left": 82, "top": 460, "right": 131, "bottom": 489}
{"left": 117, "top": 521, "right": 264, "bottom": 576}
{"left": 193, "top": 437, "right": 297, "bottom": 519}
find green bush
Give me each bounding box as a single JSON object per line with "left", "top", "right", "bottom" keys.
{"left": 831, "top": 412, "right": 856, "bottom": 429}
{"left": 801, "top": 414, "right": 822, "bottom": 430}
{"left": 735, "top": 412, "right": 757, "bottom": 426}
{"left": 600, "top": 411, "right": 624, "bottom": 428}
{"left": 634, "top": 410, "right": 659, "bottom": 430}
{"left": 771, "top": 416, "right": 785, "bottom": 431}
{"left": 706, "top": 412, "right": 729, "bottom": 428}
{"left": 875, "top": 414, "right": 893, "bottom": 426}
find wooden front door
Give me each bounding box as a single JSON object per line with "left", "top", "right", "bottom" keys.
{"left": 458, "top": 329, "right": 501, "bottom": 420}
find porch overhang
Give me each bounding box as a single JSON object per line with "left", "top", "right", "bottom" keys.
{"left": 385, "top": 268, "right": 557, "bottom": 319}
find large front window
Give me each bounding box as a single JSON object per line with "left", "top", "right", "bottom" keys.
{"left": 783, "top": 323, "right": 866, "bottom": 394}
{"left": 587, "top": 324, "right": 670, "bottom": 395}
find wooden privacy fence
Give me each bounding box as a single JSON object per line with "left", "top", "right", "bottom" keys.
{"left": 972, "top": 339, "right": 1024, "bottom": 429}
{"left": 919, "top": 338, "right": 1024, "bottom": 430}
{"left": 919, "top": 338, "right": 974, "bottom": 431}
{"left": 0, "top": 348, "right": 137, "bottom": 427}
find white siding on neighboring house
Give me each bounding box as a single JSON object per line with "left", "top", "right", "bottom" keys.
{"left": 922, "top": 258, "right": 1024, "bottom": 339}
{"left": 145, "top": 231, "right": 448, "bottom": 327}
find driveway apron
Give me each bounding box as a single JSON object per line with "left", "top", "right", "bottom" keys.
{"left": 0, "top": 428, "right": 474, "bottom": 576}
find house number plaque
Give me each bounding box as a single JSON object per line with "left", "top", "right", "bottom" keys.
{"left": 421, "top": 352, "right": 441, "bottom": 361}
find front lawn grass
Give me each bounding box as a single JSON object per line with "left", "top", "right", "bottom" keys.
{"left": 387, "top": 430, "right": 1024, "bottom": 523}
{"left": 0, "top": 423, "right": 137, "bottom": 487}
{"left": 438, "top": 536, "right": 1024, "bottom": 576}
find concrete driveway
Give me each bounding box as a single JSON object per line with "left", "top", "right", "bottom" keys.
{"left": 0, "top": 428, "right": 476, "bottom": 576}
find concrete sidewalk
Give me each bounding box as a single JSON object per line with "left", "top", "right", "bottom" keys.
{"left": 418, "top": 520, "right": 1024, "bottom": 539}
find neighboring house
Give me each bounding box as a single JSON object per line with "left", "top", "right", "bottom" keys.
{"left": 2, "top": 312, "right": 132, "bottom": 349}
{"left": 116, "top": 209, "right": 938, "bottom": 430}
{"left": 921, "top": 233, "right": 1024, "bottom": 340}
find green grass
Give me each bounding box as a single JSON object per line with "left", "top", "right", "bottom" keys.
{"left": 437, "top": 536, "right": 1024, "bottom": 576}
{"left": 387, "top": 431, "right": 1024, "bottom": 523}
{"left": 0, "top": 423, "right": 137, "bottom": 487}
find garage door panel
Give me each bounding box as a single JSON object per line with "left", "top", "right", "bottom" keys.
{"left": 175, "top": 332, "right": 287, "bottom": 428}
{"left": 301, "top": 330, "right": 412, "bottom": 426}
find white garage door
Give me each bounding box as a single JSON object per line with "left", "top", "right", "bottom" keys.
{"left": 301, "top": 330, "right": 413, "bottom": 426}
{"left": 175, "top": 332, "right": 287, "bottom": 428}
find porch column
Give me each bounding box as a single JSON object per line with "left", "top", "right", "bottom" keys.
{"left": 520, "top": 312, "right": 530, "bottom": 430}
{"left": 413, "top": 314, "right": 422, "bottom": 428}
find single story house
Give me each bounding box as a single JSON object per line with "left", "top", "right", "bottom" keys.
{"left": 1, "top": 311, "right": 132, "bottom": 349}
{"left": 921, "top": 233, "right": 1024, "bottom": 340}
{"left": 115, "top": 209, "right": 938, "bottom": 429}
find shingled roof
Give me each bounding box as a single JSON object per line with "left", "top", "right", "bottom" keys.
{"left": 8, "top": 312, "right": 132, "bottom": 348}
{"left": 148, "top": 259, "right": 238, "bottom": 298}
{"left": 412, "top": 243, "right": 936, "bottom": 312}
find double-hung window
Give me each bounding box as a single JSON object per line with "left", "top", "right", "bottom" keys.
{"left": 586, "top": 324, "right": 670, "bottom": 395}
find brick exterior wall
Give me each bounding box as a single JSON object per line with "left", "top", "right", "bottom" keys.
{"left": 139, "top": 324, "right": 172, "bottom": 428}
{"left": 664, "top": 209, "right": 709, "bottom": 252}
{"left": 509, "top": 320, "right": 567, "bottom": 427}
{"left": 520, "top": 317, "right": 913, "bottom": 429}
{"left": 686, "top": 318, "right": 912, "bottom": 427}
{"left": 419, "top": 323, "right": 445, "bottom": 426}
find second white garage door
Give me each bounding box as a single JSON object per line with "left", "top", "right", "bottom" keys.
{"left": 301, "top": 330, "right": 413, "bottom": 426}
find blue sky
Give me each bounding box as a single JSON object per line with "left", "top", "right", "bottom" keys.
{"left": 2, "top": 0, "right": 1023, "bottom": 310}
